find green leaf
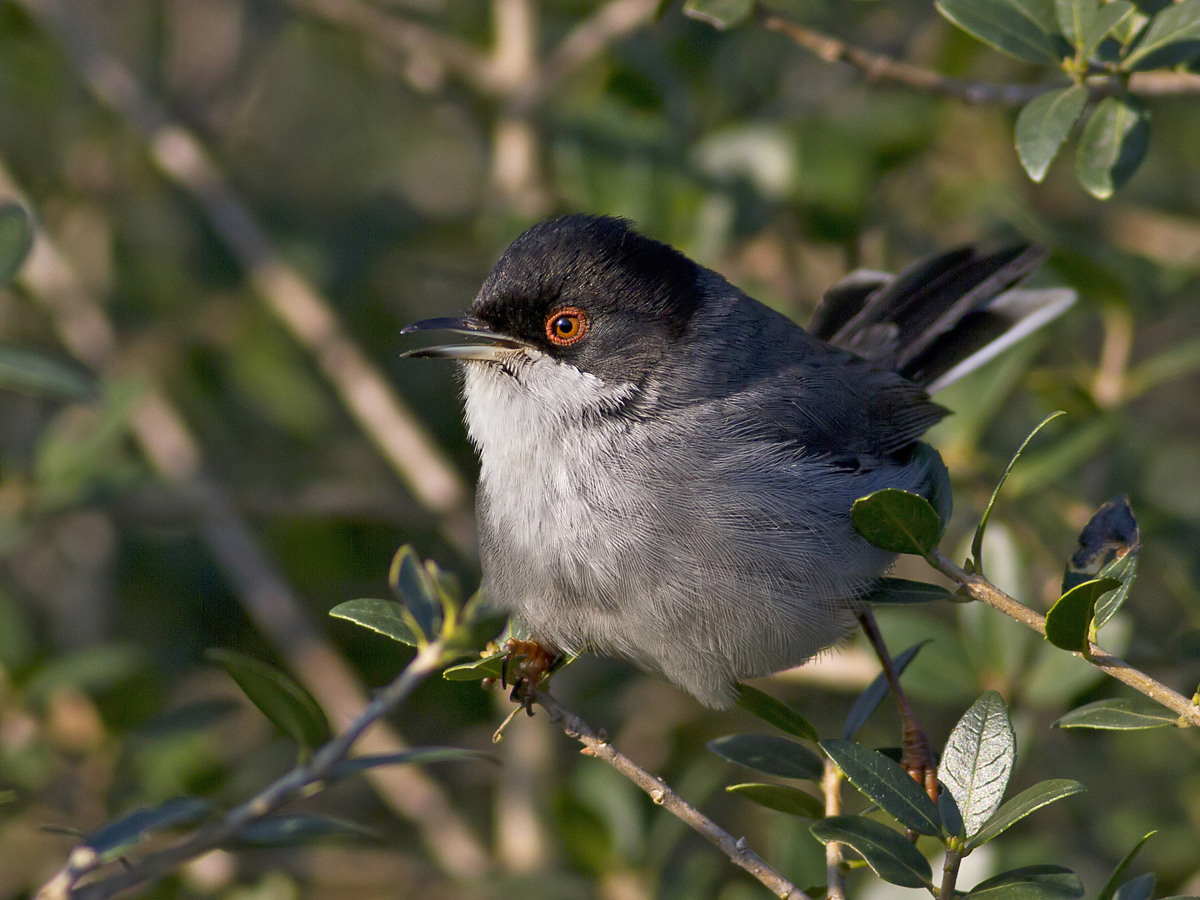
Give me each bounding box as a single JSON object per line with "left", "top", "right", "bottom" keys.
{"left": 1124, "top": 0, "right": 1200, "bottom": 68}
{"left": 726, "top": 783, "right": 824, "bottom": 818}
{"left": 843, "top": 640, "right": 931, "bottom": 739}
{"left": 0, "top": 345, "right": 94, "bottom": 402}
{"left": 330, "top": 598, "right": 418, "bottom": 646}
{"left": 206, "top": 649, "right": 331, "bottom": 755}
{"left": 0, "top": 203, "right": 33, "bottom": 287}
{"left": 863, "top": 578, "right": 955, "bottom": 605}
{"left": 936, "top": 0, "right": 1067, "bottom": 62}
{"left": 229, "top": 815, "right": 376, "bottom": 847}
{"left": 967, "top": 779, "right": 1085, "bottom": 849}
{"left": 451, "top": 591, "right": 508, "bottom": 652}
{"left": 820, "top": 739, "right": 941, "bottom": 836}
{"left": 1056, "top": 0, "right": 1097, "bottom": 46}
{"left": 972, "top": 411, "right": 1065, "bottom": 575}
{"left": 707, "top": 734, "right": 824, "bottom": 781}
{"left": 968, "top": 864, "right": 1084, "bottom": 899}
{"left": 442, "top": 651, "right": 506, "bottom": 681}
{"left": 1016, "top": 87, "right": 1088, "bottom": 181}
{"left": 1094, "top": 551, "right": 1138, "bottom": 628}
{"left": 735, "top": 684, "right": 819, "bottom": 741}
{"left": 682, "top": 0, "right": 754, "bottom": 30}
{"left": 1044, "top": 577, "right": 1122, "bottom": 651}
{"left": 810, "top": 815, "right": 932, "bottom": 888}
{"left": 1053, "top": 697, "right": 1179, "bottom": 729}
{"left": 1076, "top": 95, "right": 1150, "bottom": 199}
{"left": 389, "top": 545, "right": 441, "bottom": 640}
{"left": 328, "top": 748, "right": 495, "bottom": 779}
{"left": 1113, "top": 874, "right": 1155, "bottom": 900}
{"left": 82, "top": 798, "right": 211, "bottom": 862}
{"left": 851, "top": 489, "right": 942, "bottom": 555}
{"left": 1081, "top": 1, "right": 1136, "bottom": 56}
{"left": 1098, "top": 831, "right": 1156, "bottom": 900}
{"left": 938, "top": 691, "right": 1016, "bottom": 838}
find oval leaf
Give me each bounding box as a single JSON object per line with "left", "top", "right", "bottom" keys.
{"left": 863, "top": 578, "right": 955, "bottom": 606}
{"left": 810, "top": 815, "right": 932, "bottom": 888}
{"left": 938, "top": 691, "right": 1016, "bottom": 838}
{"left": 735, "top": 684, "right": 819, "bottom": 741}
{"left": 969, "top": 864, "right": 1084, "bottom": 899}
{"left": 83, "top": 798, "right": 211, "bottom": 862}
{"left": 1044, "top": 577, "right": 1122, "bottom": 651}
{"left": 1017, "top": 86, "right": 1088, "bottom": 181}
{"left": 1053, "top": 697, "right": 1179, "bottom": 729}
{"left": 967, "top": 778, "right": 1085, "bottom": 849}
{"left": 330, "top": 598, "right": 418, "bottom": 646}
{"left": 821, "top": 739, "right": 941, "bottom": 836}
{"left": 707, "top": 734, "right": 824, "bottom": 781}
{"left": 843, "top": 639, "right": 931, "bottom": 739}
{"left": 936, "top": 0, "right": 1067, "bottom": 62}
{"left": 726, "top": 783, "right": 825, "bottom": 818}
{"left": 852, "top": 489, "right": 942, "bottom": 555}
{"left": 443, "top": 651, "right": 506, "bottom": 681}
{"left": 390, "top": 545, "right": 441, "bottom": 639}
{"left": 206, "top": 648, "right": 331, "bottom": 753}
{"left": 1076, "top": 95, "right": 1149, "bottom": 200}
{"left": 1055, "top": 0, "right": 1095, "bottom": 47}
{"left": 682, "top": 0, "right": 753, "bottom": 30}
{"left": 1124, "top": 0, "right": 1200, "bottom": 69}
{"left": 230, "top": 815, "right": 376, "bottom": 847}
{"left": 0, "top": 203, "right": 33, "bottom": 287}
{"left": 1082, "top": 1, "right": 1135, "bottom": 56}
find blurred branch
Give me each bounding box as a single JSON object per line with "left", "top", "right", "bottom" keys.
{"left": 761, "top": 12, "right": 1200, "bottom": 105}
{"left": 534, "top": 691, "right": 812, "bottom": 900}
{"left": 928, "top": 549, "right": 1200, "bottom": 727}
{"left": 17, "top": 0, "right": 477, "bottom": 556}
{"left": 37, "top": 642, "right": 450, "bottom": 900}
{"left": 0, "top": 159, "right": 492, "bottom": 879}
{"left": 822, "top": 758, "right": 846, "bottom": 900}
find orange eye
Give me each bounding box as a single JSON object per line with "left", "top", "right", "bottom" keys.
{"left": 545, "top": 307, "right": 589, "bottom": 346}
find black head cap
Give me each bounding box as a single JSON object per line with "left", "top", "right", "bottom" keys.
{"left": 472, "top": 215, "right": 703, "bottom": 382}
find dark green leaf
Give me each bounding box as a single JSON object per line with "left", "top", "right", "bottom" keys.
{"left": 1113, "top": 874, "right": 1155, "bottom": 900}
{"left": 1016, "top": 87, "right": 1088, "bottom": 181}
{"left": 1125, "top": 0, "right": 1200, "bottom": 68}
{"left": 969, "top": 864, "right": 1084, "bottom": 899}
{"left": 453, "top": 591, "right": 508, "bottom": 651}
{"left": 735, "top": 684, "right": 819, "bottom": 741}
{"left": 936, "top": 0, "right": 1067, "bottom": 62}
{"left": 330, "top": 598, "right": 418, "bottom": 646}
{"left": 707, "top": 734, "right": 824, "bottom": 781}
{"left": 1098, "top": 831, "right": 1156, "bottom": 900}
{"left": 843, "top": 640, "right": 931, "bottom": 739}
{"left": 938, "top": 691, "right": 1015, "bottom": 838}
{"left": 820, "top": 739, "right": 941, "bottom": 835}
{"left": 1076, "top": 95, "right": 1150, "bottom": 199}
{"left": 972, "top": 412, "right": 1065, "bottom": 574}
{"left": 938, "top": 787, "right": 965, "bottom": 838}
{"left": 1054, "top": 697, "right": 1179, "bottom": 729}
{"left": 682, "top": 0, "right": 754, "bottom": 30}
{"left": 82, "top": 798, "right": 211, "bottom": 862}
{"left": 810, "top": 815, "right": 932, "bottom": 888}
{"left": 329, "top": 748, "right": 494, "bottom": 779}
{"left": 0, "top": 346, "right": 94, "bottom": 402}
{"left": 968, "top": 779, "right": 1085, "bottom": 849}
{"left": 229, "top": 815, "right": 376, "bottom": 847}
{"left": 206, "top": 649, "right": 331, "bottom": 754}
{"left": 851, "top": 489, "right": 942, "bottom": 555}
{"left": 442, "top": 651, "right": 506, "bottom": 681}
{"left": 1082, "top": 1, "right": 1135, "bottom": 56}
{"left": 0, "top": 203, "right": 32, "bottom": 287}
{"left": 863, "top": 579, "right": 955, "bottom": 605}
{"left": 1044, "top": 577, "right": 1122, "bottom": 651}
{"left": 726, "top": 783, "right": 825, "bottom": 818}
{"left": 390, "top": 545, "right": 441, "bottom": 640}
{"left": 1056, "top": 0, "right": 1097, "bottom": 46}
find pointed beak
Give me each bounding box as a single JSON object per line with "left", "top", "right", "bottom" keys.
{"left": 399, "top": 316, "right": 527, "bottom": 361}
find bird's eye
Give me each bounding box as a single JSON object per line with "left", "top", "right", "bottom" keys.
{"left": 544, "top": 307, "right": 589, "bottom": 346}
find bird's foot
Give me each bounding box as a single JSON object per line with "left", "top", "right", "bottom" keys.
{"left": 901, "top": 716, "right": 940, "bottom": 805}
{"left": 501, "top": 639, "right": 559, "bottom": 714}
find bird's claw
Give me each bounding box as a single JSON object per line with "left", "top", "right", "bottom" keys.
{"left": 500, "top": 639, "right": 558, "bottom": 713}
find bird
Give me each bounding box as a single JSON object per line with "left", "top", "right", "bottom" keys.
{"left": 401, "top": 214, "right": 1073, "bottom": 710}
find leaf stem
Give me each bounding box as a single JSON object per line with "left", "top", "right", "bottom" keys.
{"left": 938, "top": 848, "right": 962, "bottom": 900}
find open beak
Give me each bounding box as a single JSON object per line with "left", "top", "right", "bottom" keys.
{"left": 399, "top": 316, "right": 526, "bottom": 361}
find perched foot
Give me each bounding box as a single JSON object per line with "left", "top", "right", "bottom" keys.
{"left": 501, "top": 639, "right": 559, "bottom": 712}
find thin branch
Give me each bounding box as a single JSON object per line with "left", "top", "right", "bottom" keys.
{"left": 534, "top": 691, "right": 811, "bottom": 900}
{"left": 37, "top": 643, "right": 449, "bottom": 900}
{"left": 928, "top": 549, "right": 1200, "bottom": 728}
{"left": 761, "top": 12, "right": 1200, "bottom": 106}
{"left": 822, "top": 758, "right": 846, "bottom": 900}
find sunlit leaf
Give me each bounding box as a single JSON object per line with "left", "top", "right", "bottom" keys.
{"left": 820, "top": 739, "right": 941, "bottom": 835}
{"left": 726, "top": 783, "right": 824, "bottom": 818}
{"left": 1053, "top": 697, "right": 1178, "bottom": 730}
{"left": 1124, "top": 0, "right": 1200, "bottom": 69}
{"left": 968, "top": 864, "right": 1084, "bottom": 899}
{"left": 1076, "top": 95, "right": 1149, "bottom": 199}
{"left": 442, "top": 651, "right": 506, "bottom": 681}
{"left": 810, "top": 815, "right": 932, "bottom": 888}
{"left": 206, "top": 649, "right": 331, "bottom": 754}
{"left": 968, "top": 779, "right": 1085, "bottom": 849}
{"left": 843, "top": 640, "right": 931, "bottom": 739}
{"left": 330, "top": 598, "right": 418, "bottom": 646}
{"left": 851, "top": 489, "right": 942, "bottom": 555}
{"left": 735, "top": 684, "right": 819, "bottom": 741}
{"left": 1044, "top": 577, "right": 1121, "bottom": 652}
{"left": 682, "top": 0, "right": 754, "bottom": 30}
{"left": 938, "top": 691, "right": 1015, "bottom": 838}
{"left": 936, "top": 0, "right": 1067, "bottom": 62}
{"left": 707, "top": 734, "right": 824, "bottom": 781}
{"left": 1098, "top": 832, "right": 1156, "bottom": 900}
{"left": 1016, "top": 87, "right": 1088, "bottom": 182}
{"left": 82, "top": 798, "right": 211, "bottom": 862}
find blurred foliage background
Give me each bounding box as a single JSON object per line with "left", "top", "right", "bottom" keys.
{"left": 1, "top": 0, "right": 1199, "bottom": 897}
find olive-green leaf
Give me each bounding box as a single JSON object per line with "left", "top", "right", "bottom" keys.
{"left": 82, "top": 798, "right": 211, "bottom": 862}
{"left": 810, "top": 815, "right": 932, "bottom": 888}
{"left": 967, "top": 778, "right": 1085, "bottom": 849}
{"left": 229, "top": 815, "right": 376, "bottom": 847}
{"left": 0, "top": 345, "right": 94, "bottom": 402}
{"left": 1098, "top": 832, "right": 1156, "bottom": 900}
{"left": 726, "top": 783, "right": 825, "bottom": 818}
{"left": 968, "top": 864, "right": 1084, "bottom": 899}
{"left": 1016, "top": 87, "right": 1088, "bottom": 181}
{"left": 1081, "top": 1, "right": 1135, "bottom": 57}
{"left": 707, "top": 734, "right": 824, "bottom": 781}
{"left": 1044, "top": 577, "right": 1122, "bottom": 652}
{"left": 735, "top": 684, "right": 819, "bottom": 742}
{"left": 1055, "top": 0, "right": 1096, "bottom": 47}
{"left": 390, "top": 545, "right": 441, "bottom": 639}
{"left": 329, "top": 748, "right": 495, "bottom": 779}
{"left": 0, "top": 203, "right": 33, "bottom": 287}
{"left": 821, "top": 739, "right": 941, "bottom": 836}
{"left": 1053, "top": 697, "right": 1179, "bottom": 729}
{"left": 937, "top": 0, "right": 1066, "bottom": 62}
{"left": 1124, "top": 0, "right": 1200, "bottom": 69}
{"left": 1076, "top": 95, "right": 1149, "bottom": 199}
{"left": 1113, "top": 874, "right": 1156, "bottom": 900}
{"left": 442, "top": 651, "right": 506, "bottom": 681}
{"left": 938, "top": 691, "right": 1016, "bottom": 838}
{"left": 206, "top": 648, "right": 331, "bottom": 754}
{"left": 863, "top": 578, "right": 955, "bottom": 606}
{"left": 682, "top": 0, "right": 754, "bottom": 30}
{"left": 852, "top": 489, "right": 942, "bottom": 555}
{"left": 1094, "top": 551, "right": 1138, "bottom": 628}
{"left": 330, "top": 598, "right": 419, "bottom": 646}
{"left": 843, "top": 639, "right": 931, "bottom": 739}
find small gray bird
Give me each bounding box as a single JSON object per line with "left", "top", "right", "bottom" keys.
{"left": 402, "top": 215, "right": 1073, "bottom": 708}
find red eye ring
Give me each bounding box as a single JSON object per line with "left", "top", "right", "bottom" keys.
{"left": 545, "top": 307, "right": 589, "bottom": 346}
